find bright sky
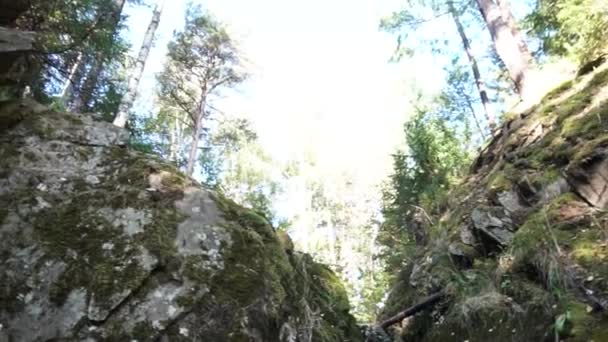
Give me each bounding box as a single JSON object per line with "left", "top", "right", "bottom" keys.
{"left": 123, "top": 0, "right": 446, "bottom": 188}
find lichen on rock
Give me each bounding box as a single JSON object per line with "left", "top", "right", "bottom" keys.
{"left": 0, "top": 100, "right": 362, "bottom": 342}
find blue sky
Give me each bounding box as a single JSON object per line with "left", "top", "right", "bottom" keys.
{"left": 121, "top": 0, "right": 451, "bottom": 188}
{"left": 120, "top": 1, "right": 541, "bottom": 178}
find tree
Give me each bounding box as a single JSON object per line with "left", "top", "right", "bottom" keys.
{"left": 447, "top": 0, "right": 496, "bottom": 128}
{"left": 381, "top": 0, "right": 498, "bottom": 128}
{"left": 379, "top": 108, "right": 470, "bottom": 273}
{"left": 525, "top": 0, "right": 608, "bottom": 65}
{"left": 0, "top": 0, "right": 135, "bottom": 109}
{"left": 157, "top": 7, "right": 246, "bottom": 176}
{"left": 113, "top": 0, "right": 165, "bottom": 128}
{"left": 474, "top": 0, "right": 534, "bottom": 98}
{"left": 70, "top": 0, "right": 127, "bottom": 112}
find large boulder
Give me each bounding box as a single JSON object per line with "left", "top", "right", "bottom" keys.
{"left": 0, "top": 100, "right": 362, "bottom": 342}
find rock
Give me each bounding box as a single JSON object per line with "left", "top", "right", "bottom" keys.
{"left": 471, "top": 206, "right": 515, "bottom": 250}
{"left": 0, "top": 100, "right": 362, "bottom": 342}
{"left": 277, "top": 230, "right": 295, "bottom": 254}
{"left": 497, "top": 190, "right": 526, "bottom": 214}
{"left": 363, "top": 325, "right": 392, "bottom": 342}
{"left": 448, "top": 242, "right": 478, "bottom": 268}
{"left": 566, "top": 155, "right": 608, "bottom": 208}
{"left": 460, "top": 225, "right": 477, "bottom": 245}
{"left": 539, "top": 176, "right": 570, "bottom": 203}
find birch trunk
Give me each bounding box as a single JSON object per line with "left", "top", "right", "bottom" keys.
{"left": 60, "top": 52, "right": 84, "bottom": 104}
{"left": 113, "top": 0, "right": 164, "bottom": 127}
{"left": 475, "top": 0, "right": 533, "bottom": 99}
{"left": 448, "top": 1, "right": 496, "bottom": 128}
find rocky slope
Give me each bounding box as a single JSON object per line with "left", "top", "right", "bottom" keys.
{"left": 0, "top": 100, "right": 362, "bottom": 341}
{"left": 379, "top": 64, "right": 608, "bottom": 341}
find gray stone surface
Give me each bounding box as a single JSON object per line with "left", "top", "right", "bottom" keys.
{"left": 0, "top": 100, "right": 362, "bottom": 342}
{"left": 471, "top": 206, "right": 515, "bottom": 248}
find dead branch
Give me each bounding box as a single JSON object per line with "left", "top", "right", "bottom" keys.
{"left": 379, "top": 290, "right": 446, "bottom": 330}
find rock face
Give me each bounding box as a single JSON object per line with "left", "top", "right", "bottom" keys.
{"left": 0, "top": 100, "right": 362, "bottom": 341}
{"left": 379, "top": 65, "right": 608, "bottom": 341}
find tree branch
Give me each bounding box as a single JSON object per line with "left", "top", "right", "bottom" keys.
{"left": 379, "top": 290, "right": 446, "bottom": 330}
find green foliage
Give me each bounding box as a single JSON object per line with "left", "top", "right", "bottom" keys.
{"left": 525, "top": 0, "right": 608, "bottom": 64}
{"left": 9, "top": 0, "right": 134, "bottom": 117}
{"left": 157, "top": 6, "right": 246, "bottom": 122}
{"left": 379, "top": 109, "right": 471, "bottom": 273}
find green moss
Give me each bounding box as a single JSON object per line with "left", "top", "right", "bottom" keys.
{"left": 160, "top": 171, "right": 189, "bottom": 192}
{"left": 33, "top": 201, "right": 148, "bottom": 306}
{"left": 561, "top": 101, "right": 608, "bottom": 139}
{"left": 0, "top": 101, "right": 26, "bottom": 133}
{"left": 304, "top": 255, "right": 362, "bottom": 341}
{"left": 554, "top": 92, "right": 594, "bottom": 123}
{"left": 487, "top": 170, "right": 512, "bottom": 193}
{"left": 209, "top": 225, "right": 272, "bottom": 307}
{"left": 571, "top": 127, "right": 608, "bottom": 162}
{"left": 425, "top": 290, "right": 552, "bottom": 342}
{"left": 65, "top": 114, "right": 84, "bottom": 125}
{"left": 211, "top": 191, "right": 276, "bottom": 242}
{"left": 554, "top": 299, "right": 608, "bottom": 341}
{"left": 586, "top": 68, "right": 608, "bottom": 89}
{"left": 544, "top": 80, "right": 575, "bottom": 101}
{"left": 31, "top": 148, "right": 190, "bottom": 307}
{"left": 0, "top": 143, "right": 20, "bottom": 172}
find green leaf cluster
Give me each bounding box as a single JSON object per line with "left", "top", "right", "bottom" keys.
{"left": 525, "top": 0, "right": 608, "bottom": 64}
{"left": 379, "top": 108, "right": 471, "bottom": 273}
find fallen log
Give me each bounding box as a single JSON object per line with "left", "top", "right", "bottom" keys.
{"left": 379, "top": 290, "right": 446, "bottom": 330}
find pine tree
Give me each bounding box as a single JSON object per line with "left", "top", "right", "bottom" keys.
{"left": 157, "top": 7, "right": 246, "bottom": 177}
{"left": 475, "top": 0, "right": 534, "bottom": 98}
{"left": 381, "top": 0, "right": 498, "bottom": 128}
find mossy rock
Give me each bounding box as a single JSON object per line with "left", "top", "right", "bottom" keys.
{"left": 0, "top": 100, "right": 362, "bottom": 342}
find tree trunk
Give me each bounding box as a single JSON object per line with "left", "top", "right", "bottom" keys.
{"left": 496, "top": 0, "right": 533, "bottom": 64}
{"left": 186, "top": 112, "right": 203, "bottom": 176}
{"left": 60, "top": 52, "right": 84, "bottom": 104}
{"left": 475, "top": 0, "right": 533, "bottom": 99}
{"left": 464, "top": 89, "right": 488, "bottom": 141}
{"left": 70, "top": 55, "right": 99, "bottom": 111}
{"left": 379, "top": 290, "right": 446, "bottom": 329}
{"left": 169, "top": 114, "right": 179, "bottom": 163}
{"left": 448, "top": 1, "right": 496, "bottom": 129}
{"left": 74, "top": 0, "right": 126, "bottom": 112}
{"left": 113, "top": 0, "right": 164, "bottom": 127}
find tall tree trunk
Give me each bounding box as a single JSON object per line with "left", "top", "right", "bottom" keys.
{"left": 464, "top": 91, "right": 488, "bottom": 141}
{"left": 448, "top": 1, "right": 496, "bottom": 129}
{"left": 496, "top": 0, "right": 533, "bottom": 64}
{"left": 70, "top": 54, "right": 99, "bottom": 111}
{"left": 74, "top": 0, "right": 126, "bottom": 112}
{"left": 168, "top": 111, "right": 185, "bottom": 165}
{"left": 113, "top": 0, "right": 164, "bottom": 127}
{"left": 475, "top": 0, "right": 533, "bottom": 99}
{"left": 169, "top": 114, "right": 179, "bottom": 163}
{"left": 186, "top": 91, "right": 208, "bottom": 176}
{"left": 186, "top": 112, "right": 203, "bottom": 176}
{"left": 60, "top": 52, "right": 84, "bottom": 104}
